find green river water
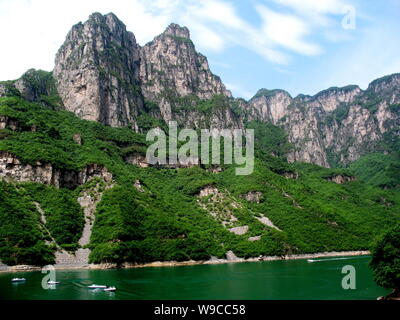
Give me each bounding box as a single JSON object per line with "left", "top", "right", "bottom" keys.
{"left": 0, "top": 255, "right": 389, "bottom": 300}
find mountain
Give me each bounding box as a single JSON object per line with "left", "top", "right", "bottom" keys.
{"left": 54, "top": 12, "right": 144, "bottom": 129}
{"left": 3, "top": 12, "right": 399, "bottom": 168}
{"left": 0, "top": 12, "right": 399, "bottom": 267}
{"left": 246, "top": 79, "right": 400, "bottom": 167}
{"left": 53, "top": 13, "right": 238, "bottom": 131}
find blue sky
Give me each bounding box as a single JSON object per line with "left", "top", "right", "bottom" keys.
{"left": 0, "top": 0, "right": 399, "bottom": 99}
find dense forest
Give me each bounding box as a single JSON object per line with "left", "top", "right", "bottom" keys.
{"left": 0, "top": 72, "right": 399, "bottom": 266}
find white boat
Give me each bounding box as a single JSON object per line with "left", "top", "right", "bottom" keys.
{"left": 307, "top": 259, "right": 315, "bottom": 263}
{"left": 47, "top": 281, "right": 60, "bottom": 285}
{"left": 11, "top": 278, "right": 26, "bottom": 282}
{"left": 88, "top": 284, "right": 107, "bottom": 289}
{"left": 103, "top": 286, "right": 116, "bottom": 292}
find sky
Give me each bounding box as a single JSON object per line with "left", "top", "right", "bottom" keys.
{"left": 0, "top": 0, "right": 399, "bottom": 99}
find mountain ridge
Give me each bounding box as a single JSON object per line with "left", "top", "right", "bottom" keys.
{"left": 1, "top": 12, "right": 399, "bottom": 168}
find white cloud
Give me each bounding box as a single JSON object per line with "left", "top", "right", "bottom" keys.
{"left": 0, "top": 0, "right": 357, "bottom": 81}
{"left": 256, "top": 5, "right": 322, "bottom": 56}
{"left": 324, "top": 25, "right": 400, "bottom": 90}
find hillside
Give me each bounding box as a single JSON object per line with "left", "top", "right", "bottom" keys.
{"left": 0, "top": 12, "right": 399, "bottom": 267}
{"left": 0, "top": 93, "right": 399, "bottom": 266}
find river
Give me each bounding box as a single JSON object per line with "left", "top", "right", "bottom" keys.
{"left": 0, "top": 255, "right": 389, "bottom": 300}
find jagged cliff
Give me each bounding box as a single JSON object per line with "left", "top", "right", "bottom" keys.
{"left": 53, "top": 13, "right": 236, "bottom": 130}
{"left": 246, "top": 77, "right": 400, "bottom": 167}
{"left": 2, "top": 12, "right": 399, "bottom": 167}
{"left": 139, "top": 23, "right": 235, "bottom": 127}
{"left": 53, "top": 12, "right": 144, "bottom": 128}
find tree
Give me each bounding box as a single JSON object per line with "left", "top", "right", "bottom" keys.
{"left": 370, "top": 225, "right": 400, "bottom": 297}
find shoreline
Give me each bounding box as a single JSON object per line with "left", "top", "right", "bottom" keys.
{"left": 0, "top": 250, "right": 370, "bottom": 273}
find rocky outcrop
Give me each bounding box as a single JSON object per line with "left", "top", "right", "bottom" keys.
{"left": 0, "top": 84, "right": 6, "bottom": 97}
{"left": 124, "top": 153, "right": 149, "bottom": 167}
{"left": 246, "top": 76, "right": 400, "bottom": 167}
{"left": 0, "top": 69, "right": 59, "bottom": 103}
{"left": 248, "top": 235, "right": 261, "bottom": 241}
{"left": 53, "top": 14, "right": 239, "bottom": 130}
{"left": 245, "top": 89, "right": 292, "bottom": 124}
{"left": 0, "top": 151, "right": 112, "bottom": 189}
{"left": 0, "top": 116, "right": 19, "bottom": 131}
{"left": 241, "top": 191, "right": 263, "bottom": 203}
{"left": 256, "top": 215, "right": 281, "bottom": 231}
{"left": 54, "top": 12, "right": 144, "bottom": 129}
{"left": 326, "top": 174, "right": 356, "bottom": 184}
{"left": 197, "top": 186, "right": 240, "bottom": 227}
{"left": 198, "top": 185, "right": 219, "bottom": 198}
{"left": 229, "top": 225, "right": 249, "bottom": 235}
{"left": 139, "top": 23, "right": 236, "bottom": 128}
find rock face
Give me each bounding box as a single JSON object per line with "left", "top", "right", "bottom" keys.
{"left": 54, "top": 14, "right": 237, "bottom": 130}
{"left": 242, "top": 191, "right": 263, "bottom": 203}
{"left": 0, "top": 69, "right": 58, "bottom": 103}
{"left": 245, "top": 89, "right": 292, "bottom": 125}
{"left": 326, "top": 174, "right": 356, "bottom": 184}
{"left": 6, "top": 11, "right": 398, "bottom": 168}
{"left": 246, "top": 77, "right": 400, "bottom": 167}
{"left": 0, "top": 151, "right": 113, "bottom": 189}
{"left": 139, "top": 23, "right": 234, "bottom": 126}
{"left": 54, "top": 12, "right": 144, "bottom": 128}
{"left": 140, "top": 24, "right": 230, "bottom": 100}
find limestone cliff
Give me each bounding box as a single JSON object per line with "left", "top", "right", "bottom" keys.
{"left": 3, "top": 12, "right": 399, "bottom": 168}
{"left": 139, "top": 23, "right": 234, "bottom": 127}
{"left": 0, "top": 151, "right": 113, "bottom": 189}
{"left": 54, "top": 12, "right": 144, "bottom": 129}
{"left": 54, "top": 14, "right": 238, "bottom": 130}
{"left": 246, "top": 77, "right": 400, "bottom": 167}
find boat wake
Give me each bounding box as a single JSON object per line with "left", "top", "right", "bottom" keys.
{"left": 307, "top": 256, "right": 369, "bottom": 263}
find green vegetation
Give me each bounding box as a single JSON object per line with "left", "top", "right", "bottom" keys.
{"left": 23, "top": 184, "right": 84, "bottom": 249}
{"left": 388, "top": 103, "right": 400, "bottom": 114}
{"left": 0, "top": 181, "right": 55, "bottom": 265}
{"left": 246, "top": 120, "right": 293, "bottom": 159}
{"left": 370, "top": 225, "right": 400, "bottom": 294}
{"left": 0, "top": 92, "right": 399, "bottom": 266}
{"left": 349, "top": 153, "right": 400, "bottom": 188}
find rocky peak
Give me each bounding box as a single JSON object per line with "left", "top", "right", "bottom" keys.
{"left": 246, "top": 89, "right": 292, "bottom": 124}
{"left": 312, "top": 85, "right": 362, "bottom": 112}
{"left": 54, "top": 12, "right": 143, "bottom": 128}
{"left": 163, "top": 23, "right": 190, "bottom": 39}
{"left": 367, "top": 73, "right": 400, "bottom": 93}
{"left": 0, "top": 69, "right": 58, "bottom": 104}
{"left": 53, "top": 13, "right": 237, "bottom": 129}
{"left": 245, "top": 75, "right": 400, "bottom": 168}
{"left": 139, "top": 22, "right": 232, "bottom": 124}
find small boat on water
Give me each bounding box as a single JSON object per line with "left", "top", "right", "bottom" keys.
{"left": 103, "top": 286, "right": 116, "bottom": 292}
{"left": 11, "top": 278, "right": 26, "bottom": 282}
{"left": 88, "top": 284, "right": 107, "bottom": 289}
{"left": 307, "top": 259, "right": 315, "bottom": 263}
{"left": 47, "top": 281, "right": 60, "bottom": 285}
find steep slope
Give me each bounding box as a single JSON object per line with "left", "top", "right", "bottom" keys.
{"left": 54, "top": 12, "right": 144, "bottom": 128}
{"left": 53, "top": 13, "right": 239, "bottom": 130}
{"left": 139, "top": 23, "right": 238, "bottom": 128}
{"left": 51, "top": 12, "right": 399, "bottom": 166}
{"left": 246, "top": 77, "right": 400, "bottom": 167}
{"left": 0, "top": 95, "right": 399, "bottom": 266}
